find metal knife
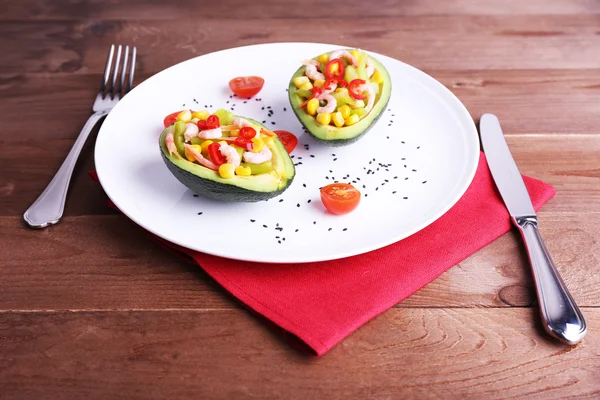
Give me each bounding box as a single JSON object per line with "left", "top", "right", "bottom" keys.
{"left": 480, "top": 114, "right": 586, "bottom": 345}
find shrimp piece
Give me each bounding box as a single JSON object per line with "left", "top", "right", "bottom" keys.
{"left": 321, "top": 81, "right": 337, "bottom": 94}
{"left": 219, "top": 143, "right": 241, "bottom": 167}
{"left": 303, "top": 60, "right": 325, "bottom": 81}
{"left": 243, "top": 146, "right": 272, "bottom": 164}
{"left": 232, "top": 117, "right": 253, "bottom": 128}
{"left": 197, "top": 127, "right": 222, "bottom": 139}
{"left": 165, "top": 129, "right": 183, "bottom": 159}
{"left": 184, "top": 144, "right": 218, "bottom": 170}
{"left": 183, "top": 122, "right": 200, "bottom": 142}
{"left": 316, "top": 94, "right": 337, "bottom": 114}
{"left": 359, "top": 83, "right": 376, "bottom": 112}
{"left": 365, "top": 56, "right": 375, "bottom": 78}
{"left": 329, "top": 50, "right": 358, "bottom": 67}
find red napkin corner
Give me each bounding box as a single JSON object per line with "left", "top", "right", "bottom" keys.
{"left": 90, "top": 153, "right": 555, "bottom": 355}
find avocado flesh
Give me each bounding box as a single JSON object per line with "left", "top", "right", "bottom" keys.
{"left": 159, "top": 117, "right": 295, "bottom": 202}
{"left": 288, "top": 51, "right": 391, "bottom": 146}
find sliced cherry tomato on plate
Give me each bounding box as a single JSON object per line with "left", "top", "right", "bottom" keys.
{"left": 163, "top": 111, "right": 182, "bottom": 128}
{"left": 229, "top": 76, "right": 265, "bottom": 98}
{"left": 320, "top": 183, "right": 361, "bottom": 215}
{"left": 239, "top": 126, "right": 257, "bottom": 139}
{"left": 273, "top": 130, "right": 298, "bottom": 154}
{"left": 206, "top": 114, "right": 220, "bottom": 129}
{"left": 208, "top": 142, "right": 226, "bottom": 166}
{"left": 325, "top": 58, "right": 345, "bottom": 79}
{"left": 348, "top": 79, "right": 367, "bottom": 100}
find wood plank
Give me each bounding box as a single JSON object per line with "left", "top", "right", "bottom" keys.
{"left": 1, "top": 211, "right": 598, "bottom": 311}
{"left": 3, "top": 0, "right": 600, "bottom": 20}
{"left": 2, "top": 70, "right": 599, "bottom": 139}
{"left": 2, "top": 15, "right": 600, "bottom": 74}
{"left": 2, "top": 135, "right": 599, "bottom": 217}
{"left": 0, "top": 308, "right": 598, "bottom": 399}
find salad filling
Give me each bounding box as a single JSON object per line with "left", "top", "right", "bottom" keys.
{"left": 292, "top": 48, "right": 385, "bottom": 128}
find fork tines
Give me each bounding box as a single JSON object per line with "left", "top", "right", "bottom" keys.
{"left": 100, "top": 44, "right": 137, "bottom": 99}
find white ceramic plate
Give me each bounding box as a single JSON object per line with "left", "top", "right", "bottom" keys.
{"left": 95, "top": 42, "right": 479, "bottom": 263}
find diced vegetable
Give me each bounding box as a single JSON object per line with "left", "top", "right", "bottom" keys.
{"left": 332, "top": 112, "right": 345, "bottom": 127}
{"left": 213, "top": 109, "right": 234, "bottom": 126}
{"left": 345, "top": 114, "right": 360, "bottom": 126}
{"left": 332, "top": 88, "right": 354, "bottom": 107}
{"left": 352, "top": 107, "right": 367, "bottom": 118}
{"left": 250, "top": 137, "right": 265, "bottom": 153}
{"left": 176, "top": 110, "right": 192, "bottom": 122}
{"left": 173, "top": 121, "right": 187, "bottom": 155}
{"left": 235, "top": 165, "right": 252, "bottom": 176}
{"left": 192, "top": 110, "right": 210, "bottom": 120}
{"left": 350, "top": 99, "right": 365, "bottom": 109}
{"left": 293, "top": 76, "right": 310, "bottom": 88}
{"left": 371, "top": 70, "right": 383, "bottom": 85}
{"left": 344, "top": 65, "right": 359, "bottom": 83}
{"left": 307, "top": 98, "right": 320, "bottom": 115}
{"left": 190, "top": 137, "right": 203, "bottom": 145}
{"left": 299, "top": 81, "right": 313, "bottom": 91}
{"left": 357, "top": 52, "right": 368, "bottom": 80}
{"left": 218, "top": 163, "right": 235, "bottom": 179}
{"left": 242, "top": 161, "right": 273, "bottom": 175}
{"left": 316, "top": 112, "right": 331, "bottom": 125}
{"left": 317, "top": 53, "right": 329, "bottom": 64}
{"left": 337, "top": 105, "right": 351, "bottom": 119}
{"left": 350, "top": 50, "right": 360, "bottom": 63}
{"left": 296, "top": 89, "right": 313, "bottom": 99}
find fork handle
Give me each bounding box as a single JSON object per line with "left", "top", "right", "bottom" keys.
{"left": 513, "top": 215, "right": 587, "bottom": 344}
{"left": 24, "top": 111, "right": 109, "bottom": 228}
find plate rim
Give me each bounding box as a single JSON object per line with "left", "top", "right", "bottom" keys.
{"left": 95, "top": 41, "right": 480, "bottom": 264}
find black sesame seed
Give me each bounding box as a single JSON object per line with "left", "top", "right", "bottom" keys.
{"left": 297, "top": 203, "right": 300, "bottom": 207}
{"left": 417, "top": 146, "right": 421, "bottom": 149}
{"left": 422, "top": 180, "right": 427, "bottom": 184}
{"left": 392, "top": 191, "right": 397, "bottom": 194}
{"left": 283, "top": 238, "right": 286, "bottom": 241}
{"left": 303, "top": 183, "right": 306, "bottom": 187}
{"left": 326, "top": 176, "right": 329, "bottom": 179}
{"left": 276, "top": 236, "right": 280, "bottom": 239}
{"left": 261, "top": 107, "right": 265, "bottom": 110}
{"left": 394, "top": 176, "right": 398, "bottom": 179}
{"left": 295, "top": 229, "right": 299, "bottom": 232}
{"left": 298, "top": 157, "right": 302, "bottom": 160}
{"left": 307, "top": 199, "right": 311, "bottom": 203}
{"left": 333, "top": 158, "right": 337, "bottom": 161}
{"left": 365, "top": 193, "right": 368, "bottom": 197}
{"left": 250, "top": 219, "right": 256, "bottom": 222}
{"left": 226, "top": 100, "right": 229, "bottom": 104}
{"left": 412, "top": 169, "right": 417, "bottom": 172}
{"left": 263, "top": 224, "right": 268, "bottom": 228}
{"left": 276, "top": 223, "right": 280, "bottom": 227}
{"left": 384, "top": 179, "right": 389, "bottom": 182}
{"left": 376, "top": 187, "right": 379, "bottom": 191}
{"left": 193, "top": 194, "right": 199, "bottom": 197}
{"left": 279, "top": 199, "right": 284, "bottom": 202}
{"left": 262, "top": 120, "right": 267, "bottom": 123}
{"left": 271, "top": 122, "right": 276, "bottom": 125}
{"left": 343, "top": 228, "right": 348, "bottom": 231}
{"left": 283, "top": 107, "right": 287, "bottom": 111}
{"left": 313, "top": 221, "right": 317, "bottom": 224}
{"left": 362, "top": 184, "right": 366, "bottom": 188}
{"left": 298, "top": 162, "right": 303, "bottom": 165}
{"left": 405, "top": 177, "right": 409, "bottom": 180}
{"left": 243, "top": 101, "right": 247, "bottom": 104}
{"left": 197, "top": 212, "right": 203, "bottom": 215}
{"left": 328, "top": 228, "right": 332, "bottom": 231}
{"left": 356, "top": 177, "right": 361, "bottom": 181}
{"left": 403, "top": 197, "right": 408, "bottom": 200}
{"left": 278, "top": 240, "right": 281, "bottom": 244}
{"left": 310, "top": 155, "right": 315, "bottom": 158}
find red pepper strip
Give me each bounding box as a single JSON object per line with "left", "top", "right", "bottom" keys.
{"left": 234, "top": 137, "right": 253, "bottom": 151}
{"left": 325, "top": 58, "right": 345, "bottom": 79}
{"left": 239, "top": 126, "right": 257, "bottom": 139}
{"left": 206, "top": 115, "right": 220, "bottom": 129}
{"left": 308, "top": 87, "right": 322, "bottom": 100}
{"left": 336, "top": 77, "right": 348, "bottom": 88}
{"left": 348, "top": 79, "right": 367, "bottom": 100}
{"left": 208, "top": 142, "right": 226, "bottom": 165}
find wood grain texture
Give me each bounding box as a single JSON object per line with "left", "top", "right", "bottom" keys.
{"left": 2, "top": 135, "right": 599, "bottom": 217}
{"left": 1, "top": 211, "right": 598, "bottom": 312}
{"left": 2, "top": 15, "right": 600, "bottom": 74}
{"left": 3, "top": 0, "right": 600, "bottom": 20}
{"left": 0, "top": 308, "right": 599, "bottom": 400}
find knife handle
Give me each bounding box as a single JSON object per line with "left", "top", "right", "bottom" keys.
{"left": 513, "top": 216, "right": 586, "bottom": 344}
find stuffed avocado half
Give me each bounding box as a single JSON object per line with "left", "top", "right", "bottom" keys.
{"left": 160, "top": 109, "right": 295, "bottom": 202}
{"left": 289, "top": 48, "right": 391, "bottom": 146}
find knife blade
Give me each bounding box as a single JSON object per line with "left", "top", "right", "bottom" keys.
{"left": 480, "top": 113, "right": 586, "bottom": 345}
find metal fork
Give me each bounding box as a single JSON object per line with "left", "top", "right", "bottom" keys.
{"left": 24, "top": 44, "right": 137, "bottom": 228}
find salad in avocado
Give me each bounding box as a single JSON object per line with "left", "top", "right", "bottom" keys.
{"left": 160, "top": 108, "right": 295, "bottom": 202}
{"left": 288, "top": 48, "right": 391, "bottom": 145}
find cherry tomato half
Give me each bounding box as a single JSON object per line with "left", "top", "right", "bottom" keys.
{"left": 239, "top": 126, "right": 257, "bottom": 139}
{"left": 229, "top": 76, "right": 265, "bottom": 98}
{"left": 320, "top": 183, "right": 361, "bottom": 215}
{"left": 163, "top": 111, "right": 183, "bottom": 128}
{"left": 206, "top": 114, "right": 220, "bottom": 129}
{"left": 273, "top": 130, "right": 298, "bottom": 154}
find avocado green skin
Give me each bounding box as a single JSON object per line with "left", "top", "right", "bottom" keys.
{"left": 288, "top": 50, "right": 392, "bottom": 146}
{"left": 159, "top": 118, "right": 295, "bottom": 202}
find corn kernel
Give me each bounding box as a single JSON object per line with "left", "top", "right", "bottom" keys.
{"left": 345, "top": 114, "right": 360, "bottom": 126}
{"left": 332, "top": 112, "right": 345, "bottom": 127}
{"left": 306, "top": 98, "right": 320, "bottom": 116}
{"left": 293, "top": 76, "right": 310, "bottom": 88}
{"left": 200, "top": 140, "right": 213, "bottom": 155}
{"left": 192, "top": 110, "right": 209, "bottom": 120}
{"left": 350, "top": 99, "right": 365, "bottom": 109}
{"left": 371, "top": 70, "right": 383, "bottom": 85}
{"left": 251, "top": 137, "right": 265, "bottom": 153}
{"left": 218, "top": 163, "right": 235, "bottom": 179}
{"left": 338, "top": 105, "right": 351, "bottom": 119}
{"left": 235, "top": 165, "right": 252, "bottom": 176}
{"left": 313, "top": 79, "right": 325, "bottom": 88}
{"left": 299, "top": 81, "right": 313, "bottom": 91}
{"left": 316, "top": 112, "right": 331, "bottom": 125}
{"left": 350, "top": 49, "right": 360, "bottom": 62}
{"left": 317, "top": 53, "right": 329, "bottom": 64}
{"left": 176, "top": 110, "right": 192, "bottom": 122}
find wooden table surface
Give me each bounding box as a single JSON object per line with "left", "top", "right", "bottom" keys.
{"left": 2, "top": 1, "right": 600, "bottom": 398}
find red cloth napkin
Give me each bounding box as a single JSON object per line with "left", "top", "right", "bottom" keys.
{"left": 92, "top": 153, "right": 555, "bottom": 355}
